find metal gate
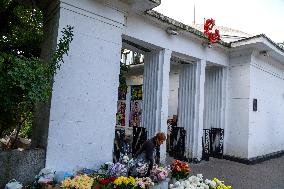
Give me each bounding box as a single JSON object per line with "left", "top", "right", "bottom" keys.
{"left": 113, "top": 129, "right": 126, "bottom": 163}
{"left": 202, "top": 128, "right": 224, "bottom": 160}
{"left": 132, "top": 127, "right": 147, "bottom": 156}
{"left": 114, "top": 127, "right": 148, "bottom": 162}
{"left": 168, "top": 127, "right": 186, "bottom": 160}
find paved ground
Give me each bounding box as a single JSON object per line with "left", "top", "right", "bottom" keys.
{"left": 186, "top": 156, "right": 284, "bottom": 189}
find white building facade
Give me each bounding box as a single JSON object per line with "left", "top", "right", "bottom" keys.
{"left": 39, "top": 0, "right": 284, "bottom": 171}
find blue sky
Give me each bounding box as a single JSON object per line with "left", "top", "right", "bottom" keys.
{"left": 154, "top": 0, "right": 284, "bottom": 43}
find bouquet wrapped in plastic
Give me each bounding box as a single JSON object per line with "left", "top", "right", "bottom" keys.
{"left": 135, "top": 177, "right": 154, "bottom": 189}
{"left": 171, "top": 160, "right": 191, "bottom": 180}
{"left": 108, "top": 162, "right": 128, "bottom": 177}
{"left": 150, "top": 165, "right": 170, "bottom": 182}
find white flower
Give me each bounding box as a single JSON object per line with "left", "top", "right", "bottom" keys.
{"left": 204, "top": 179, "right": 210, "bottom": 185}
{"left": 185, "top": 181, "right": 191, "bottom": 186}
{"left": 216, "top": 180, "right": 222, "bottom": 185}
{"left": 122, "top": 155, "right": 129, "bottom": 163}
{"left": 197, "top": 174, "right": 203, "bottom": 179}
{"left": 192, "top": 183, "right": 197, "bottom": 187}
{"left": 203, "top": 185, "right": 209, "bottom": 189}
{"left": 175, "top": 181, "right": 181, "bottom": 186}
{"left": 188, "top": 176, "right": 193, "bottom": 182}
{"left": 210, "top": 181, "right": 216, "bottom": 188}
{"left": 169, "top": 184, "right": 174, "bottom": 188}
{"left": 123, "top": 155, "right": 129, "bottom": 160}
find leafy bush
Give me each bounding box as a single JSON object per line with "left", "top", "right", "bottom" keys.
{"left": 0, "top": 0, "right": 74, "bottom": 147}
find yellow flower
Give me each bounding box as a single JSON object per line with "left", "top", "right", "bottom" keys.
{"left": 213, "top": 178, "right": 219, "bottom": 182}
{"left": 114, "top": 177, "right": 122, "bottom": 185}
{"left": 113, "top": 176, "right": 136, "bottom": 187}
{"left": 73, "top": 183, "right": 80, "bottom": 189}
{"left": 61, "top": 177, "right": 72, "bottom": 188}
{"left": 60, "top": 174, "right": 94, "bottom": 189}
{"left": 128, "top": 176, "right": 136, "bottom": 186}
{"left": 211, "top": 178, "right": 232, "bottom": 189}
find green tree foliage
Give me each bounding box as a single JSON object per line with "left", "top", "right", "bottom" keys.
{"left": 0, "top": 0, "right": 43, "bottom": 57}
{"left": 119, "top": 63, "right": 130, "bottom": 93}
{"left": 119, "top": 49, "right": 130, "bottom": 94}
{"left": 0, "top": 0, "right": 74, "bottom": 143}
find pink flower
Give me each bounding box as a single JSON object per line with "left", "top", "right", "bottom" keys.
{"left": 157, "top": 172, "right": 166, "bottom": 180}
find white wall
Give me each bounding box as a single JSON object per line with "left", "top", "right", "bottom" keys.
{"left": 225, "top": 52, "right": 251, "bottom": 158}
{"left": 249, "top": 55, "right": 284, "bottom": 158}
{"left": 46, "top": 0, "right": 124, "bottom": 171}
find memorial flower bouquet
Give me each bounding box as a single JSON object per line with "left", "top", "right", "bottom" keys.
{"left": 94, "top": 176, "right": 116, "bottom": 189}
{"left": 99, "top": 162, "right": 114, "bottom": 175}
{"left": 150, "top": 165, "right": 170, "bottom": 182}
{"left": 98, "top": 176, "right": 116, "bottom": 185}
{"left": 113, "top": 176, "right": 136, "bottom": 189}
{"left": 61, "top": 174, "right": 94, "bottom": 189}
{"left": 205, "top": 178, "right": 232, "bottom": 189}
{"left": 108, "top": 163, "right": 128, "bottom": 177}
{"left": 135, "top": 177, "right": 154, "bottom": 189}
{"left": 169, "top": 174, "right": 232, "bottom": 189}
{"left": 170, "top": 174, "right": 208, "bottom": 189}
{"left": 171, "top": 160, "right": 191, "bottom": 180}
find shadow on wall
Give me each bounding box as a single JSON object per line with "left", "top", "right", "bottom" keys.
{"left": 0, "top": 149, "right": 45, "bottom": 188}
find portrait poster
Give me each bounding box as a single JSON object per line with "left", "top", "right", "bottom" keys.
{"left": 116, "top": 100, "right": 126, "bottom": 126}
{"left": 129, "top": 100, "right": 142, "bottom": 127}
{"left": 118, "top": 86, "right": 127, "bottom": 100}
{"left": 131, "top": 85, "right": 142, "bottom": 100}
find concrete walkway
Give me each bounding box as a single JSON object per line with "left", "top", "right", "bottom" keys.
{"left": 188, "top": 156, "right": 284, "bottom": 189}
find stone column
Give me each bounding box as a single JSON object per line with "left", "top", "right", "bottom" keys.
{"left": 177, "top": 60, "right": 206, "bottom": 161}
{"left": 44, "top": 1, "right": 125, "bottom": 171}
{"left": 142, "top": 49, "right": 172, "bottom": 163}
{"left": 193, "top": 60, "right": 206, "bottom": 160}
